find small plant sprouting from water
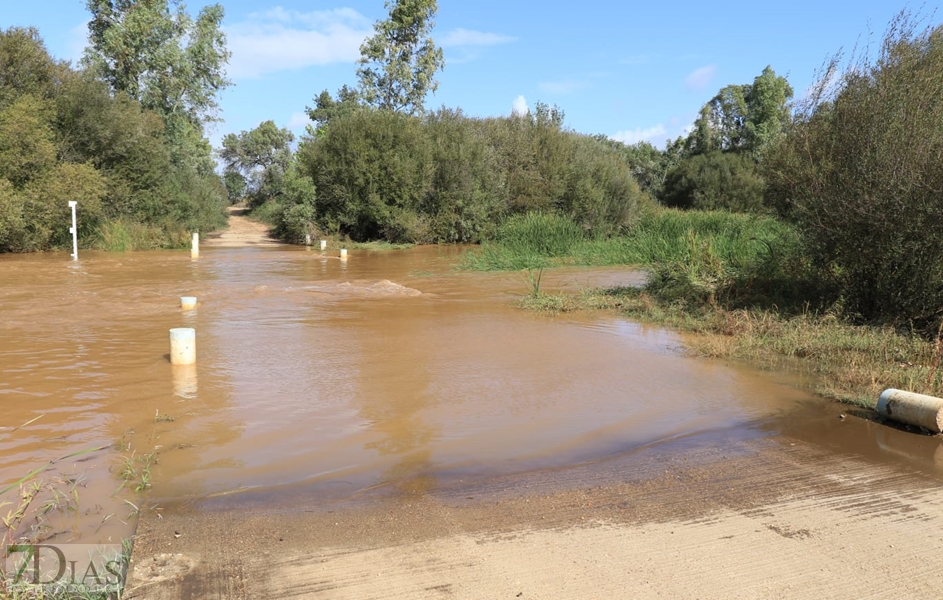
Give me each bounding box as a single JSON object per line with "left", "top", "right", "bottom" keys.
{"left": 0, "top": 417, "right": 105, "bottom": 547}
{"left": 154, "top": 410, "right": 174, "bottom": 423}
{"left": 116, "top": 451, "right": 158, "bottom": 494}
{"left": 525, "top": 268, "right": 544, "bottom": 299}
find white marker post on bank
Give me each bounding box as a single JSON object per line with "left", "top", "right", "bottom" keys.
{"left": 68, "top": 201, "right": 78, "bottom": 261}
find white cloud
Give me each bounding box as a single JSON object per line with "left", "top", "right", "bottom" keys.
{"left": 610, "top": 124, "right": 667, "bottom": 145}
{"left": 685, "top": 65, "right": 716, "bottom": 91}
{"left": 225, "top": 8, "right": 372, "bottom": 79}
{"left": 439, "top": 28, "right": 515, "bottom": 47}
{"left": 286, "top": 111, "right": 311, "bottom": 130}
{"left": 511, "top": 95, "right": 529, "bottom": 116}
{"left": 538, "top": 79, "right": 586, "bottom": 95}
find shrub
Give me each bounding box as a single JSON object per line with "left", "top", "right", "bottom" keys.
{"left": 660, "top": 151, "right": 765, "bottom": 212}
{"left": 765, "top": 12, "right": 943, "bottom": 332}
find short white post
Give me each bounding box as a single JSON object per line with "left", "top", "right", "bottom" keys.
{"left": 68, "top": 201, "right": 78, "bottom": 261}
{"left": 320, "top": 240, "right": 327, "bottom": 251}
{"left": 305, "top": 234, "right": 312, "bottom": 246}
{"left": 191, "top": 232, "right": 199, "bottom": 259}
{"left": 340, "top": 248, "right": 348, "bottom": 260}
{"left": 169, "top": 328, "right": 196, "bottom": 365}
{"left": 180, "top": 296, "right": 197, "bottom": 310}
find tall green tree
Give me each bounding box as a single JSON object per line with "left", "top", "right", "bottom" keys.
{"left": 83, "top": 0, "right": 231, "bottom": 128}
{"left": 219, "top": 121, "right": 295, "bottom": 204}
{"left": 690, "top": 66, "right": 793, "bottom": 156}
{"left": 356, "top": 0, "right": 444, "bottom": 115}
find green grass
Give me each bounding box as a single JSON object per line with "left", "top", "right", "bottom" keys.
{"left": 470, "top": 208, "right": 940, "bottom": 410}
{"left": 460, "top": 209, "right": 798, "bottom": 272}
{"left": 91, "top": 219, "right": 193, "bottom": 251}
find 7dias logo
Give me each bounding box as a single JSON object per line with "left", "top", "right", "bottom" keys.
{"left": 3, "top": 544, "right": 126, "bottom": 594}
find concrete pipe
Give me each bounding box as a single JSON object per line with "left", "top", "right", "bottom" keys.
{"left": 876, "top": 388, "right": 943, "bottom": 433}
{"left": 169, "top": 327, "right": 196, "bottom": 365}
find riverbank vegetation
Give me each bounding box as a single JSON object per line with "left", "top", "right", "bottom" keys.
{"left": 462, "top": 12, "right": 943, "bottom": 406}
{"left": 0, "top": 1, "right": 230, "bottom": 253}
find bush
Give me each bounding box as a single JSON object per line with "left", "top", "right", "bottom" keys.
{"left": 294, "top": 107, "right": 646, "bottom": 244}
{"left": 660, "top": 151, "right": 765, "bottom": 212}
{"left": 299, "top": 109, "right": 432, "bottom": 241}
{"left": 765, "top": 12, "right": 943, "bottom": 332}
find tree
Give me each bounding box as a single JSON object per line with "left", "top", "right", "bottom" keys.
{"left": 83, "top": 0, "right": 231, "bottom": 129}
{"left": 305, "top": 85, "right": 362, "bottom": 132}
{"left": 219, "top": 121, "right": 295, "bottom": 204}
{"left": 0, "top": 27, "right": 67, "bottom": 110}
{"left": 356, "top": 0, "right": 444, "bottom": 115}
{"left": 690, "top": 66, "right": 793, "bottom": 156}
{"left": 764, "top": 12, "right": 943, "bottom": 331}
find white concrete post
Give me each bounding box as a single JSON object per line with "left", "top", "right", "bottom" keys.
{"left": 180, "top": 296, "right": 197, "bottom": 310}
{"left": 340, "top": 248, "right": 348, "bottom": 260}
{"left": 191, "top": 232, "right": 200, "bottom": 258}
{"left": 169, "top": 328, "right": 196, "bottom": 365}
{"left": 320, "top": 240, "right": 327, "bottom": 251}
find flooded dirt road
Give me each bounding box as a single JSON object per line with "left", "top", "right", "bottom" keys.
{"left": 3, "top": 244, "right": 943, "bottom": 597}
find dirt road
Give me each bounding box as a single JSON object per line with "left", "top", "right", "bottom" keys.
{"left": 203, "top": 206, "right": 283, "bottom": 248}
{"left": 126, "top": 427, "right": 943, "bottom": 599}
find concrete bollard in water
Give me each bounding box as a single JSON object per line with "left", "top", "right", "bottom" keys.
{"left": 180, "top": 296, "right": 197, "bottom": 310}
{"left": 340, "top": 248, "right": 348, "bottom": 260}
{"left": 877, "top": 388, "right": 943, "bottom": 433}
{"left": 191, "top": 232, "right": 199, "bottom": 258}
{"left": 320, "top": 240, "right": 327, "bottom": 251}
{"left": 305, "top": 234, "right": 312, "bottom": 246}
{"left": 169, "top": 328, "right": 196, "bottom": 365}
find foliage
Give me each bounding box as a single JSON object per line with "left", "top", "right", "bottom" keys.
{"left": 219, "top": 120, "right": 294, "bottom": 204}
{"left": 0, "top": 26, "right": 226, "bottom": 252}
{"left": 83, "top": 0, "right": 231, "bottom": 128}
{"left": 765, "top": 11, "right": 943, "bottom": 332}
{"left": 660, "top": 151, "right": 766, "bottom": 212}
{"left": 357, "top": 0, "right": 445, "bottom": 114}
{"left": 461, "top": 209, "right": 800, "bottom": 278}
{"left": 0, "top": 27, "right": 67, "bottom": 110}
{"left": 299, "top": 108, "right": 433, "bottom": 241}
{"left": 306, "top": 85, "right": 362, "bottom": 132}
{"left": 690, "top": 66, "right": 793, "bottom": 157}
{"left": 292, "top": 107, "right": 645, "bottom": 244}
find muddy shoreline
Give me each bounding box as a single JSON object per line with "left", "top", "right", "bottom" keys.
{"left": 127, "top": 421, "right": 943, "bottom": 598}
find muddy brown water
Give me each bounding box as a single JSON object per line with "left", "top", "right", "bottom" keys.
{"left": 2, "top": 245, "right": 941, "bottom": 545}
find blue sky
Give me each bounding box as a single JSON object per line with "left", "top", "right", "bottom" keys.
{"left": 1, "top": 1, "right": 926, "bottom": 152}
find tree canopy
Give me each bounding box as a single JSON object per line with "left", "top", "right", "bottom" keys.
{"left": 83, "top": 0, "right": 231, "bottom": 128}
{"left": 690, "top": 66, "right": 793, "bottom": 157}
{"left": 356, "top": 0, "right": 444, "bottom": 114}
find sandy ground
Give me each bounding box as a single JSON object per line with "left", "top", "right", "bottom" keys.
{"left": 203, "top": 206, "right": 283, "bottom": 248}
{"left": 125, "top": 429, "right": 943, "bottom": 599}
